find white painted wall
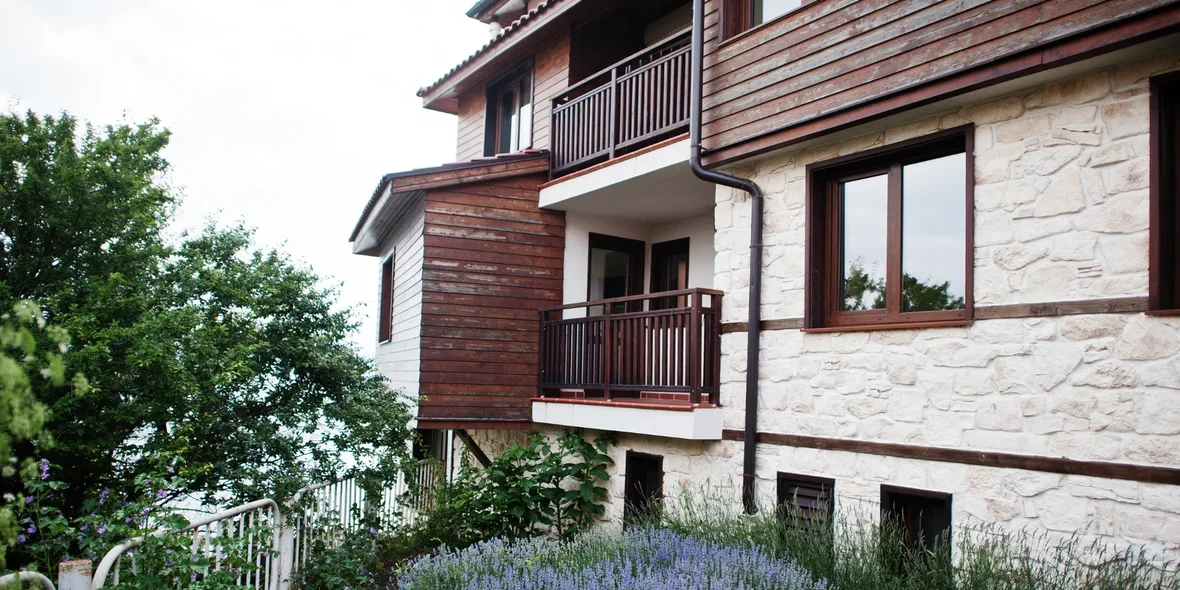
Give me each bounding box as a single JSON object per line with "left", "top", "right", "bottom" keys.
{"left": 373, "top": 194, "right": 426, "bottom": 401}
{"left": 562, "top": 211, "right": 715, "bottom": 318}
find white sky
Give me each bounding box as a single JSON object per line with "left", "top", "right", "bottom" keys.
{"left": 0, "top": 0, "right": 489, "bottom": 356}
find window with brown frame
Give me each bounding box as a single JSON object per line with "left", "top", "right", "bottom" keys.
{"left": 485, "top": 64, "right": 534, "bottom": 156}
{"left": 720, "top": 0, "right": 811, "bottom": 41}
{"left": 805, "top": 126, "right": 974, "bottom": 331}
{"left": 1150, "top": 72, "right": 1180, "bottom": 314}
{"left": 777, "top": 472, "right": 834, "bottom": 534}
{"left": 378, "top": 253, "right": 394, "bottom": 343}
{"left": 880, "top": 485, "right": 952, "bottom": 569}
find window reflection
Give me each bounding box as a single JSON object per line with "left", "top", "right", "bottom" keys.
{"left": 902, "top": 154, "right": 966, "bottom": 312}
{"left": 839, "top": 174, "right": 888, "bottom": 311}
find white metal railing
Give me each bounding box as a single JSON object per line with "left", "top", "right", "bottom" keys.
{"left": 91, "top": 499, "right": 281, "bottom": 590}
{"left": 0, "top": 571, "right": 56, "bottom": 589}
{"left": 87, "top": 460, "right": 442, "bottom": 589}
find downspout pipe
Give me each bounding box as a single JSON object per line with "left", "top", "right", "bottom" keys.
{"left": 688, "top": 0, "right": 764, "bottom": 515}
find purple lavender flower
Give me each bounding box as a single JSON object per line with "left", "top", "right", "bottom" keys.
{"left": 38, "top": 459, "right": 49, "bottom": 480}
{"left": 17, "top": 535, "right": 25, "bottom": 544}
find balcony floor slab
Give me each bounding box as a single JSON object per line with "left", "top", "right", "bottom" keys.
{"left": 531, "top": 397, "right": 722, "bottom": 440}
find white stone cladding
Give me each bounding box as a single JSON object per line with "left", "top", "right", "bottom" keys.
{"left": 587, "top": 52, "right": 1180, "bottom": 554}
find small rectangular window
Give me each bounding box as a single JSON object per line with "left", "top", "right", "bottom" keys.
{"left": 1150, "top": 72, "right": 1180, "bottom": 313}
{"left": 777, "top": 472, "right": 834, "bottom": 528}
{"left": 378, "top": 254, "right": 394, "bottom": 343}
{"left": 880, "top": 485, "right": 952, "bottom": 558}
{"left": 487, "top": 65, "right": 534, "bottom": 156}
{"left": 721, "top": 0, "right": 808, "bottom": 41}
{"left": 624, "top": 451, "right": 663, "bottom": 526}
{"left": 806, "top": 127, "right": 974, "bottom": 331}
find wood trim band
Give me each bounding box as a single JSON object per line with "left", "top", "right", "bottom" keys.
{"left": 416, "top": 418, "right": 533, "bottom": 431}
{"left": 721, "top": 430, "right": 1180, "bottom": 485}
{"left": 720, "top": 297, "right": 1150, "bottom": 333}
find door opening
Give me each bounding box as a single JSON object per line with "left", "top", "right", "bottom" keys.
{"left": 624, "top": 451, "right": 664, "bottom": 525}
{"left": 650, "top": 237, "right": 690, "bottom": 309}
{"left": 588, "top": 233, "right": 645, "bottom": 314}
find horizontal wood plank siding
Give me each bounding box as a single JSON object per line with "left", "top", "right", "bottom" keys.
{"left": 533, "top": 30, "right": 572, "bottom": 152}
{"left": 700, "top": 0, "right": 1180, "bottom": 162}
{"left": 418, "top": 173, "right": 563, "bottom": 422}
{"left": 374, "top": 194, "right": 426, "bottom": 403}
{"left": 456, "top": 88, "right": 487, "bottom": 162}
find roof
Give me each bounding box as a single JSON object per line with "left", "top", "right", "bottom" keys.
{"left": 417, "top": 0, "right": 560, "bottom": 101}
{"left": 349, "top": 150, "right": 551, "bottom": 244}
{"left": 466, "top": 0, "right": 511, "bottom": 20}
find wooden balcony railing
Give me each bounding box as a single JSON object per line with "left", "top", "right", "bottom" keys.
{"left": 538, "top": 288, "right": 722, "bottom": 406}
{"left": 550, "top": 28, "right": 692, "bottom": 177}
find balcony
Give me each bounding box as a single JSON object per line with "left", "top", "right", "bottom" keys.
{"left": 549, "top": 29, "right": 692, "bottom": 178}
{"left": 534, "top": 288, "right": 723, "bottom": 440}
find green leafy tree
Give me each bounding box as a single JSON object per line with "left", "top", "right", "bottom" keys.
{"left": 0, "top": 302, "right": 86, "bottom": 568}
{"left": 842, "top": 260, "right": 963, "bottom": 312}
{"left": 0, "top": 111, "right": 412, "bottom": 518}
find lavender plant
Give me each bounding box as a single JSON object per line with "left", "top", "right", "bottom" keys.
{"left": 398, "top": 527, "right": 827, "bottom": 590}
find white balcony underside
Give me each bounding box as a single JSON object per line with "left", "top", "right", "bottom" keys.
{"left": 531, "top": 399, "right": 723, "bottom": 440}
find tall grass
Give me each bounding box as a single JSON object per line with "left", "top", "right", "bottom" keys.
{"left": 648, "top": 486, "right": 1179, "bottom": 590}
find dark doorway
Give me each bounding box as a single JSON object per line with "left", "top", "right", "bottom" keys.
{"left": 624, "top": 451, "right": 663, "bottom": 525}
{"left": 650, "top": 237, "right": 690, "bottom": 309}
{"left": 588, "top": 233, "right": 645, "bottom": 314}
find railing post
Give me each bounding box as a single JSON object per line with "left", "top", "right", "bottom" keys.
{"left": 59, "top": 560, "right": 91, "bottom": 590}
{"left": 277, "top": 512, "right": 294, "bottom": 590}
{"left": 602, "top": 305, "right": 612, "bottom": 401}
{"left": 712, "top": 292, "right": 723, "bottom": 406}
{"left": 689, "top": 290, "right": 702, "bottom": 406}
{"left": 608, "top": 68, "right": 618, "bottom": 159}
{"left": 537, "top": 309, "right": 547, "bottom": 397}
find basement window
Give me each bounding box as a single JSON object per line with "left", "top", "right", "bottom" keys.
{"left": 777, "top": 472, "right": 834, "bottom": 532}
{"left": 378, "top": 253, "right": 394, "bottom": 343}
{"left": 880, "top": 485, "right": 952, "bottom": 562}
{"left": 805, "top": 126, "right": 974, "bottom": 331}
{"left": 1150, "top": 72, "right": 1180, "bottom": 314}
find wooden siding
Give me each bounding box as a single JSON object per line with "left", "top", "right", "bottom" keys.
{"left": 374, "top": 194, "right": 426, "bottom": 402}
{"left": 700, "top": 0, "right": 1180, "bottom": 165}
{"left": 418, "top": 174, "right": 565, "bottom": 423}
{"left": 532, "top": 30, "right": 572, "bottom": 153}
{"left": 456, "top": 90, "right": 486, "bottom": 162}
{"left": 454, "top": 29, "right": 571, "bottom": 162}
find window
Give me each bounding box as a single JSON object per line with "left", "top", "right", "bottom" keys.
{"left": 880, "top": 485, "right": 952, "bottom": 562}
{"left": 805, "top": 127, "right": 974, "bottom": 331}
{"left": 378, "top": 253, "right": 394, "bottom": 342}
{"left": 777, "top": 472, "right": 834, "bottom": 530}
{"left": 1150, "top": 72, "right": 1180, "bottom": 313}
{"left": 624, "top": 452, "right": 663, "bottom": 526}
{"left": 486, "top": 65, "right": 534, "bottom": 156}
{"left": 721, "top": 0, "right": 809, "bottom": 41}
{"left": 651, "top": 238, "right": 690, "bottom": 310}
{"left": 588, "top": 233, "right": 645, "bottom": 314}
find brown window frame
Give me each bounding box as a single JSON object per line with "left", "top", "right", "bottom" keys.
{"left": 378, "top": 252, "right": 395, "bottom": 343}
{"left": 1149, "top": 71, "right": 1180, "bottom": 315}
{"left": 777, "top": 472, "right": 835, "bottom": 533}
{"left": 804, "top": 125, "right": 975, "bottom": 332}
{"left": 485, "top": 62, "right": 535, "bottom": 157}
{"left": 719, "top": 0, "right": 815, "bottom": 43}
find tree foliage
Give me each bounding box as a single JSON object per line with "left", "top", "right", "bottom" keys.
{"left": 0, "top": 110, "right": 412, "bottom": 517}
{"left": 842, "top": 260, "right": 964, "bottom": 312}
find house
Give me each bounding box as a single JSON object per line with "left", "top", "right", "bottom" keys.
{"left": 350, "top": 0, "right": 1180, "bottom": 555}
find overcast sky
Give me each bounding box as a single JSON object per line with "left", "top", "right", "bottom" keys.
{"left": 0, "top": 0, "right": 489, "bottom": 356}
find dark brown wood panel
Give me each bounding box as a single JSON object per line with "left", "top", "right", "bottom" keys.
{"left": 700, "top": 0, "right": 1180, "bottom": 164}
{"left": 417, "top": 173, "right": 563, "bottom": 425}
{"left": 722, "top": 430, "right": 1180, "bottom": 485}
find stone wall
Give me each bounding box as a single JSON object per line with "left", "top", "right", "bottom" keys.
{"left": 604, "top": 52, "right": 1180, "bottom": 552}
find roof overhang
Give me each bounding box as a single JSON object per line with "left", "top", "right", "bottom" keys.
{"left": 349, "top": 151, "right": 551, "bottom": 256}
{"left": 467, "top": 0, "right": 525, "bottom": 23}
{"left": 418, "top": 0, "right": 582, "bottom": 114}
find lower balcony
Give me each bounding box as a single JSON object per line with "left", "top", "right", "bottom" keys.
{"left": 535, "top": 288, "right": 723, "bottom": 440}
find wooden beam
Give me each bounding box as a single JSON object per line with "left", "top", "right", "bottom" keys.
{"left": 455, "top": 429, "right": 492, "bottom": 468}
{"left": 720, "top": 297, "right": 1151, "bottom": 333}
{"left": 721, "top": 430, "right": 1180, "bottom": 485}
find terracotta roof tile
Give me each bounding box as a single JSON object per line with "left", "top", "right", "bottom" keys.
{"left": 417, "top": 0, "right": 559, "bottom": 99}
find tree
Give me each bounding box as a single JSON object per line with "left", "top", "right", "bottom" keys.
{"left": 0, "top": 111, "right": 412, "bottom": 516}
{"left": 842, "top": 260, "right": 964, "bottom": 312}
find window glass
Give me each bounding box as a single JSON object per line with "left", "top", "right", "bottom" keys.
{"left": 839, "top": 174, "right": 888, "bottom": 311}
{"left": 518, "top": 77, "right": 533, "bottom": 152}
{"left": 497, "top": 88, "right": 517, "bottom": 154}
{"left": 901, "top": 154, "right": 966, "bottom": 312}
{"left": 754, "top": 0, "right": 801, "bottom": 25}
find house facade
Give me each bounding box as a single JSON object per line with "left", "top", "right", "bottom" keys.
{"left": 351, "top": 0, "right": 1180, "bottom": 556}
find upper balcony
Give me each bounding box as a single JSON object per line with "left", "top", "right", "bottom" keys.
{"left": 549, "top": 29, "right": 692, "bottom": 178}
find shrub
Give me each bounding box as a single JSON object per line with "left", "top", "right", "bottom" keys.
{"left": 398, "top": 527, "right": 827, "bottom": 590}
